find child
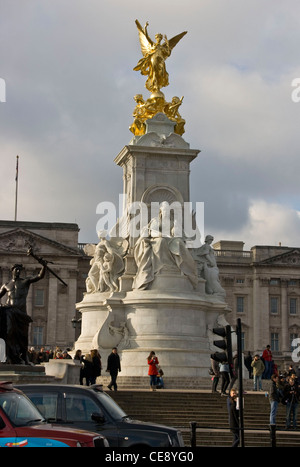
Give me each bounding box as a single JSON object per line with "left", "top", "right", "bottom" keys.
{"left": 157, "top": 368, "right": 164, "bottom": 389}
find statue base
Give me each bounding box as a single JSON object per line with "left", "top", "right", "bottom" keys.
{"left": 75, "top": 278, "right": 230, "bottom": 378}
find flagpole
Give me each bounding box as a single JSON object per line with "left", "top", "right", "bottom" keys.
{"left": 14, "top": 155, "right": 19, "bottom": 221}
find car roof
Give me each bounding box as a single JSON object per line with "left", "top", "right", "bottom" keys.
{"left": 16, "top": 383, "right": 103, "bottom": 391}
{"left": 0, "top": 381, "right": 15, "bottom": 392}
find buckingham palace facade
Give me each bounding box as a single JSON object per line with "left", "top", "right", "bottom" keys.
{"left": 0, "top": 220, "right": 299, "bottom": 368}
{"left": 214, "top": 240, "right": 300, "bottom": 368}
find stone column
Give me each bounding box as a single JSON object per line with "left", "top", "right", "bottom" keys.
{"left": 47, "top": 276, "right": 58, "bottom": 346}
{"left": 281, "top": 279, "right": 289, "bottom": 353}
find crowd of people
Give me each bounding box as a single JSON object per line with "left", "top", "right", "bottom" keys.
{"left": 27, "top": 345, "right": 108, "bottom": 388}
{"left": 211, "top": 344, "right": 300, "bottom": 446}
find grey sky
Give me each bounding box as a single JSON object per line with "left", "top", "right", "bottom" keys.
{"left": 1, "top": 0, "right": 300, "bottom": 250}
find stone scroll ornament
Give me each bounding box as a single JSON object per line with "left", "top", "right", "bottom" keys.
{"left": 130, "top": 20, "right": 187, "bottom": 136}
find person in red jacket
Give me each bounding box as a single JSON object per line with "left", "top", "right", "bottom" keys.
{"left": 147, "top": 351, "right": 159, "bottom": 391}
{"left": 262, "top": 345, "right": 273, "bottom": 379}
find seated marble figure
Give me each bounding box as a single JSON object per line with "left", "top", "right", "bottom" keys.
{"left": 133, "top": 202, "right": 198, "bottom": 290}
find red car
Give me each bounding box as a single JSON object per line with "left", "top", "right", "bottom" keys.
{"left": 0, "top": 381, "right": 108, "bottom": 447}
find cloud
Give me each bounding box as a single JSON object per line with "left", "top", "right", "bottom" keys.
{"left": 0, "top": 0, "right": 299, "bottom": 248}
{"left": 211, "top": 200, "right": 300, "bottom": 250}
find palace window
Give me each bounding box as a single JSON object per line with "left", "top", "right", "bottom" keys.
{"left": 236, "top": 296, "right": 244, "bottom": 313}
{"left": 290, "top": 298, "right": 297, "bottom": 315}
{"left": 32, "top": 326, "right": 44, "bottom": 346}
{"left": 270, "top": 297, "right": 279, "bottom": 314}
{"left": 271, "top": 333, "right": 279, "bottom": 352}
{"left": 34, "top": 289, "right": 45, "bottom": 307}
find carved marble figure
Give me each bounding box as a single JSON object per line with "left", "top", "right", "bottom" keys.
{"left": 85, "top": 233, "right": 128, "bottom": 294}
{"left": 133, "top": 202, "right": 198, "bottom": 290}
{"left": 193, "top": 235, "right": 225, "bottom": 296}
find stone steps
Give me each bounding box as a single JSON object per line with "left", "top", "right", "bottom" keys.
{"left": 107, "top": 389, "right": 300, "bottom": 447}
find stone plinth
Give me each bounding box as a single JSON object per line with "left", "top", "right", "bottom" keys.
{"left": 0, "top": 364, "right": 55, "bottom": 384}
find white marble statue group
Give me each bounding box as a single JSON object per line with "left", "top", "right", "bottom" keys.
{"left": 84, "top": 203, "right": 225, "bottom": 298}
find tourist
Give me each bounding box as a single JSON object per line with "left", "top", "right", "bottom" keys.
{"left": 82, "top": 353, "right": 94, "bottom": 386}
{"left": 244, "top": 351, "right": 253, "bottom": 379}
{"left": 156, "top": 368, "right": 164, "bottom": 389}
{"left": 106, "top": 347, "right": 121, "bottom": 391}
{"left": 91, "top": 349, "right": 102, "bottom": 385}
{"left": 262, "top": 345, "right": 273, "bottom": 379}
{"left": 62, "top": 349, "right": 72, "bottom": 359}
{"left": 269, "top": 374, "right": 285, "bottom": 427}
{"left": 28, "top": 347, "right": 38, "bottom": 364}
{"left": 220, "top": 361, "right": 230, "bottom": 396}
{"left": 147, "top": 351, "right": 159, "bottom": 391}
{"left": 211, "top": 358, "right": 220, "bottom": 393}
{"left": 283, "top": 376, "right": 300, "bottom": 430}
{"left": 251, "top": 355, "right": 265, "bottom": 391}
{"left": 73, "top": 349, "right": 84, "bottom": 385}
{"left": 227, "top": 388, "right": 240, "bottom": 447}
{"left": 228, "top": 354, "right": 238, "bottom": 391}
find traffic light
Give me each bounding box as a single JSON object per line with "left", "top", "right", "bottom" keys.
{"left": 211, "top": 324, "right": 233, "bottom": 370}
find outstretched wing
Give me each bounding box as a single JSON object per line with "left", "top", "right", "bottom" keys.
{"left": 135, "top": 19, "right": 153, "bottom": 56}
{"left": 168, "top": 31, "right": 187, "bottom": 51}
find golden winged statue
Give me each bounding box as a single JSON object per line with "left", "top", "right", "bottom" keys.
{"left": 133, "top": 20, "right": 187, "bottom": 96}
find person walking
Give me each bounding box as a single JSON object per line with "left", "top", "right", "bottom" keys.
{"left": 82, "top": 353, "right": 94, "bottom": 386}
{"left": 220, "top": 361, "right": 230, "bottom": 396}
{"left": 147, "top": 351, "right": 159, "bottom": 391}
{"left": 91, "top": 349, "right": 102, "bottom": 385}
{"left": 228, "top": 354, "right": 238, "bottom": 392}
{"left": 73, "top": 349, "right": 84, "bottom": 385}
{"left": 211, "top": 358, "right": 220, "bottom": 393}
{"left": 251, "top": 355, "right": 265, "bottom": 391}
{"left": 106, "top": 347, "right": 121, "bottom": 391}
{"left": 283, "top": 376, "right": 300, "bottom": 430}
{"left": 227, "top": 388, "right": 240, "bottom": 447}
{"left": 269, "top": 374, "right": 285, "bottom": 427}
{"left": 244, "top": 351, "right": 253, "bottom": 379}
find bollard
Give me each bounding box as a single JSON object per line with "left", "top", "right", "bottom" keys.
{"left": 190, "top": 421, "right": 197, "bottom": 447}
{"left": 270, "top": 424, "right": 276, "bottom": 447}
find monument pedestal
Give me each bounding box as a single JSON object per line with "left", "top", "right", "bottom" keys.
{"left": 75, "top": 115, "right": 231, "bottom": 377}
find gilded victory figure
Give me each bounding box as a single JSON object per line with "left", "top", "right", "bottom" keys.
{"left": 130, "top": 20, "right": 187, "bottom": 136}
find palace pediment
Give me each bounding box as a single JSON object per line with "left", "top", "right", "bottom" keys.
{"left": 0, "top": 228, "right": 80, "bottom": 258}
{"left": 259, "top": 249, "right": 300, "bottom": 267}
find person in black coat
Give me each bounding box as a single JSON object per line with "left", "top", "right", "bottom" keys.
{"left": 82, "top": 353, "right": 94, "bottom": 386}
{"left": 90, "top": 349, "right": 102, "bottom": 385}
{"left": 227, "top": 388, "right": 240, "bottom": 447}
{"left": 106, "top": 347, "right": 121, "bottom": 391}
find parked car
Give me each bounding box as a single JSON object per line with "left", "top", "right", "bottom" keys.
{"left": 17, "top": 384, "right": 185, "bottom": 447}
{"left": 0, "top": 381, "right": 108, "bottom": 447}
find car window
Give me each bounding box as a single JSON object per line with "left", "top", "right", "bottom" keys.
{"left": 93, "top": 391, "right": 127, "bottom": 420}
{"left": 65, "top": 393, "right": 101, "bottom": 422}
{"left": 0, "top": 393, "right": 44, "bottom": 427}
{"left": 28, "top": 394, "right": 58, "bottom": 420}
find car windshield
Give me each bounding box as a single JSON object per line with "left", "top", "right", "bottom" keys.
{"left": 92, "top": 389, "right": 127, "bottom": 421}
{"left": 0, "top": 392, "right": 45, "bottom": 427}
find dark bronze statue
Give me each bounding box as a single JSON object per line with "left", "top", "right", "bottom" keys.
{"left": 0, "top": 262, "right": 46, "bottom": 364}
